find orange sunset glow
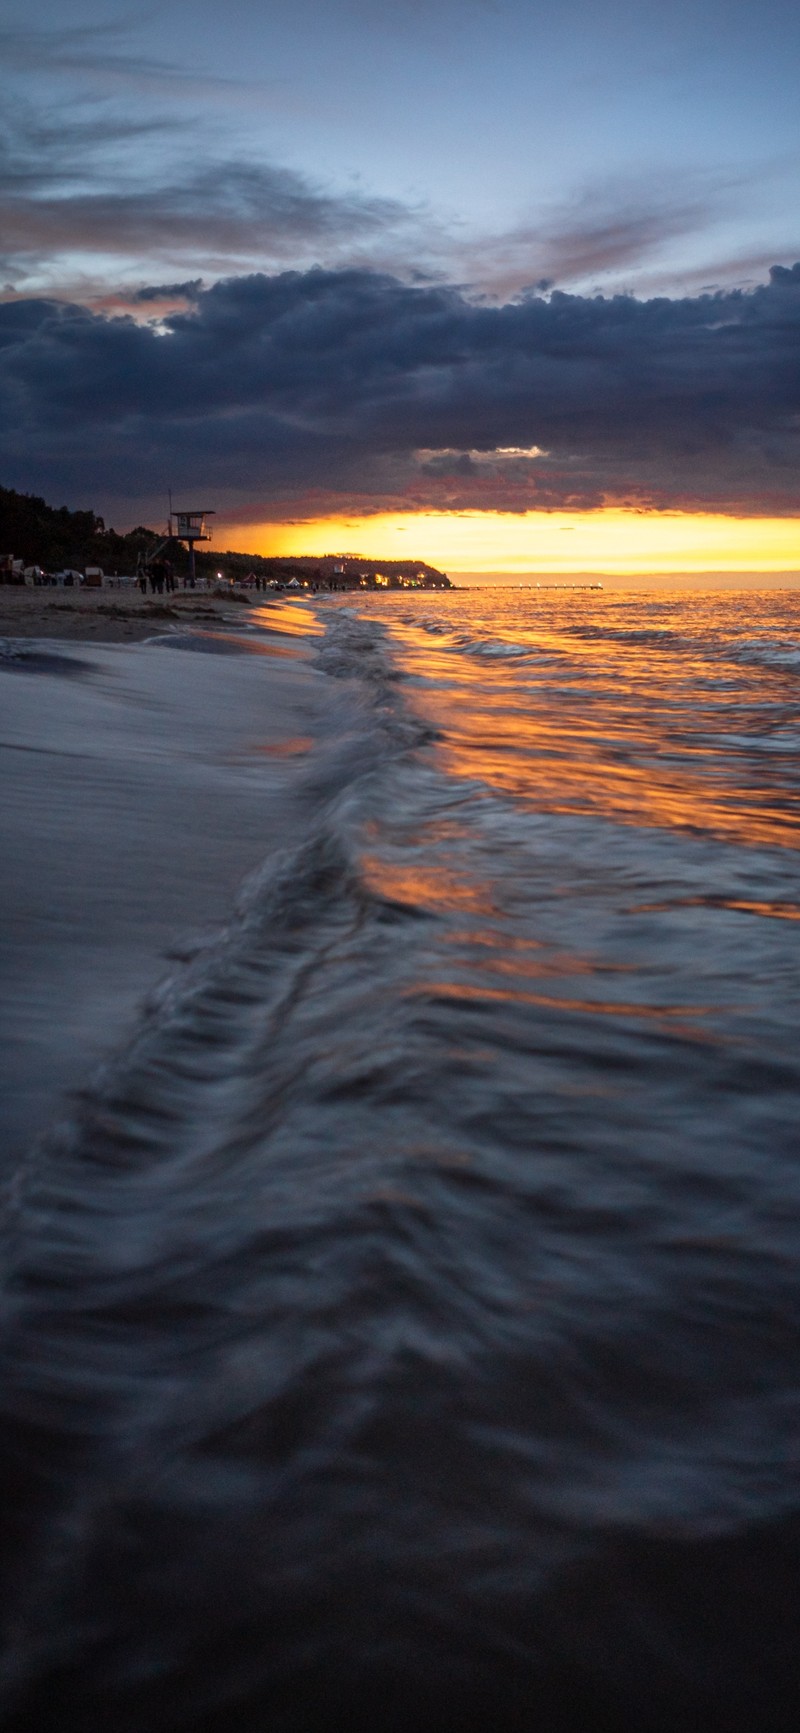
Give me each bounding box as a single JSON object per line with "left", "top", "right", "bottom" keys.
{"left": 222, "top": 509, "right": 800, "bottom": 578}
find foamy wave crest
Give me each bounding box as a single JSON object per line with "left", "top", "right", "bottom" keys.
{"left": 731, "top": 638, "right": 800, "bottom": 669}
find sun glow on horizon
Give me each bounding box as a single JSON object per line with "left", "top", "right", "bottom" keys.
{"left": 220, "top": 509, "right": 800, "bottom": 577}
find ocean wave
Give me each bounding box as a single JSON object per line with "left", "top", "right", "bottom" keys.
{"left": 0, "top": 639, "right": 95, "bottom": 676}
{"left": 2, "top": 606, "right": 800, "bottom": 1730}
{"left": 452, "top": 637, "right": 548, "bottom": 659}
{"left": 729, "top": 637, "right": 800, "bottom": 669}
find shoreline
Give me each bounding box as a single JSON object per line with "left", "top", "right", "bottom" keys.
{"left": 0, "top": 607, "right": 339, "bottom": 1165}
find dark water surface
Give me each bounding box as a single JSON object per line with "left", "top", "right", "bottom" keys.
{"left": 2, "top": 588, "right": 800, "bottom": 1731}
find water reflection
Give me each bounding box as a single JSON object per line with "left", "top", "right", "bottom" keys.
{"left": 251, "top": 598, "right": 324, "bottom": 639}
{"left": 343, "top": 588, "right": 800, "bottom": 850}
{"left": 630, "top": 895, "right": 800, "bottom": 921}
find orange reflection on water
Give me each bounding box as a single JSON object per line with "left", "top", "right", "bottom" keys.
{"left": 381, "top": 601, "right": 800, "bottom": 850}
{"left": 250, "top": 600, "right": 324, "bottom": 639}
{"left": 433, "top": 691, "right": 796, "bottom": 849}
{"left": 408, "top": 979, "right": 714, "bottom": 1037}
{"left": 359, "top": 852, "right": 498, "bottom": 916}
{"left": 257, "top": 736, "right": 314, "bottom": 757}
{"left": 630, "top": 896, "right": 800, "bottom": 921}
{"left": 443, "top": 928, "right": 637, "bottom": 981}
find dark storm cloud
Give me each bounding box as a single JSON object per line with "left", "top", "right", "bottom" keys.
{"left": 1, "top": 264, "right": 799, "bottom": 516}
{"left": 132, "top": 281, "right": 204, "bottom": 305}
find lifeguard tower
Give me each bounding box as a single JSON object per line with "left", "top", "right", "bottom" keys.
{"left": 171, "top": 508, "right": 215, "bottom": 587}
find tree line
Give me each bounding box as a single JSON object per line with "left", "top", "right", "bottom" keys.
{"left": 0, "top": 486, "right": 450, "bottom": 587}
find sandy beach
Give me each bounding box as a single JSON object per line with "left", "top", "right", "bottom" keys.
{"left": 0, "top": 592, "right": 337, "bottom": 1164}
{"left": 0, "top": 585, "right": 258, "bottom": 643}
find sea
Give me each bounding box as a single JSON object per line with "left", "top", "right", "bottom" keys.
{"left": 2, "top": 584, "right": 800, "bottom": 1731}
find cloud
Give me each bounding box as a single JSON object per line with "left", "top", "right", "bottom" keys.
{"left": 452, "top": 170, "right": 750, "bottom": 300}
{"left": 1, "top": 18, "right": 422, "bottom": 294}
{"left": 0, "top": 19, "right": 241, "bottom": 94}
{"left": 0, "top": 101, "right": 181, "bottom": 199}
{"left": 0, "top": 20, "right": 769, "bottom": 307}
{"left": 1, "top": 264, "right": 799, "bottom": 521}
{"left": 0, "top": 72, "right": 419, "bottom": 287}
{"left": 0, "top": 158, "right": 418, "bottom": 283}
{"left": 0, "top": 109, "right": 745, "bottom": 295}
{"left": 131, "top": 280, "right": 204, "bottom": 305}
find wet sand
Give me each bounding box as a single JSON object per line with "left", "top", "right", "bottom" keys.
{"left": 0, "top": 602, "right": 337, "bottom": 1164}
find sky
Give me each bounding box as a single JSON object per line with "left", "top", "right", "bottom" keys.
{"left": 1, "top": 0, "right": 799, "bottom": 573}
